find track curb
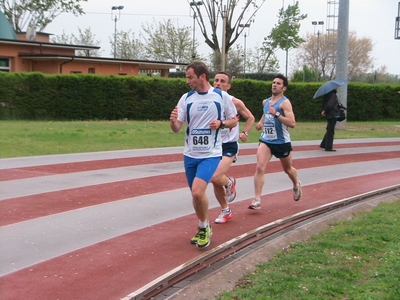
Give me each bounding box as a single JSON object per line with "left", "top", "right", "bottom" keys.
{"left": 129, "top": 185, "right": 400, "bottom": 300}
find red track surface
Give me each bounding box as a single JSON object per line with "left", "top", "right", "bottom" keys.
{"left": 1, "top": 140, "right": 399, "bottom": 300}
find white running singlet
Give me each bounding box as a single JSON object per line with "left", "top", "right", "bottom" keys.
{"left": 220, "top": 95, "right": 239, "bottom": 144}
{"left": 176, "top": 87, "right": 237, "bottom": 158}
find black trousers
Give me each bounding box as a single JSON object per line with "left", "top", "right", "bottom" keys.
{"left": 320, "top": 118, "right": 337, "bottom": 150}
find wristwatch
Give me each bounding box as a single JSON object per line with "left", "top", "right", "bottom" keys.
{"left": 219, "top": 120, "right": 226, "bottom": 129}
{"left": 242, "top": 131, "right": 248, "bottom": 137}
{"left": 275, "top": 111, "right": 281, "bottom": 118}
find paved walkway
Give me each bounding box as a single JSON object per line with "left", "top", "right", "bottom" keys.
{"left": 1, "top": 138, "right": 399, "bottom": 300}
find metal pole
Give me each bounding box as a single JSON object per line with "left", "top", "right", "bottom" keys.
{"left": 189, "top": 1, "right": 203, "bottom": 60}
{"left": 336, "top": 0, "right": 349, "bottom": 128}
{"left": 221, "top": 5, "right": 227, "bottom": 71}
{"left": 239, "top": 23, "right": 251, "bottom": 77}
{"left": 285, "top": 47, "right": 288, "bottom": 77}
{"left": 114, "top": 16, "right": 117, "bottom": 58}
{"left": 285, "top": 37, "right": 290, "bottom": 77}
{"left": 243, "top": 35, "right": 245, "bottom": 76}
{"left": 192, "top": 12, "right": 196, "bottom": 58}
{"left": 111, "top": 6, "right": 124, "bottom": 59}
{"left": 316, "top": 30, "right": 320, "bottom": 80}
{"left": 312, "top": 21, "right": 324, "bottom": 81}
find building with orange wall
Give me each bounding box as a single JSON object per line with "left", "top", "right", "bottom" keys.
{"left": 0, "top": 11, "right": 187, "bottom": 77}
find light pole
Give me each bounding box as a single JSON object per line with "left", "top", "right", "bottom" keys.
{"left": 285, "top": 36, "right": 293, "bottom": 78}
{"left": 239, "top": 23, "right": 251, "bottom": 78}
{"left": 111, "top": 5, "right": 124, "bottom": 59}
{"left": 189, "top": 1, "right": 203, "bottom": 59}
{"left": 220, "top": 5, "right": 227, "bottom": 71}
{"left": 312, "top": 20, "right": 324, "bottom": 80}
{"left": 396, "top": 2, "right": 400, "bottom": 39}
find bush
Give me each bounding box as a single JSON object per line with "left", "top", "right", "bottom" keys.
{"left": 0, "top": 72, "right": 399, "bottom": 121}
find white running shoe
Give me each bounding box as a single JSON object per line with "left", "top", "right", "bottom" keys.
{"left": 225, "top": 177, "right": 237, "bottom": 203}
{"left": 248, "top": 198, "right": 261, "bottom": 210}
{"left": 215, "top": 209, "right": 233, "bottom": 224}
{"left": 293, "top": 181, "right": 302, "bottom": 201}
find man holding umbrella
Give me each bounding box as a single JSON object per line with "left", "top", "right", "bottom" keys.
{"left": 314, "top": 79, "right": 347, "bottom": 152}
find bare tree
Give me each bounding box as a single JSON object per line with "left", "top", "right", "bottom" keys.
{"left": 251, "top": 36, "right": 280, "bottom": 73}
{"left": 110, "top": 30, "right": 146, "bottom": 60}
{"left": 189, "top": 0, "right": 266, "bottom": 68}
{"left": 207, "top": 44, "right": 245, "bottom": 75}
{"left": 294, "top": 31, "right": 374, "bottom": 80}
{"left": 347, "top": 33, "right": 374, "bottom": 78}
{"left": 73, "top": 27, "right": 102, "bottom": 57}
{"left": 225, "top": 44, "right": 246, "bottom": 75}
{"left": 51, "top": 27, "right": 102, "bottom": 57}
{"left": 1, "top": 0, "right": 87, "bottom": 32}
{"left": 246, "top": 42, "right": 279, "bottom": 73}
{"left": 231, "top": 2, "right": 304, "bottom": 74}
{"left": 140, "top": 18, "right": 196, "bottom": 63}
{"left": 51, "top": 30, "right": 71, "bottom": 44}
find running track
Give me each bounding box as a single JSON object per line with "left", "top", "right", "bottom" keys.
{"left": 1, "top": 138, "right": 400, "bottom": 300}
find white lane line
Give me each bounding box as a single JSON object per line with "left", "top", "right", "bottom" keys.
{"left": 0, "top": 158, "right": 399, "bottom": 277}
{"left": 1, "top": 145, "right": 399, "bottom": 200}
{"left": 1, "top": 138, "right": 398, "bottom": 169}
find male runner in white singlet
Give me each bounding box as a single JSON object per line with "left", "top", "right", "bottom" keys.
{"left": 211, "top": 72, "right": 255, "bottom": 224}
{"left": 169, "top": 61, "right": 237, "bottom": 248}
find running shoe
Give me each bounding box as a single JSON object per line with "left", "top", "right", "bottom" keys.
{"left": 196, "top": 225, "right": 212, "bottom": 248}
{"left": 225, "top": 177, "right": 237, "bottom": 203}
{"left": 293, "top": 181, "right": 302, "bottom": 201}
{"left": 190, "top": 227, "right": 201, "bottom": 244}
{"left": 215, "top": 209, "right": 233, "bottom": 224}
{"left": 248, "top": 198, "right": 261, "bottom": 210}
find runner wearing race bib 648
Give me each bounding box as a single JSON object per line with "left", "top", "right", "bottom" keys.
{"left": 170, "top": 61, "right": 237, "bottom": 248}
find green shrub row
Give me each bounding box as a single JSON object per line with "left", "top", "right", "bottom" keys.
{"left": 1, "top": 72, "right": 399, "bottom": 121}
{"left": 169, "top": 71, "right": 277, "bottom": 81}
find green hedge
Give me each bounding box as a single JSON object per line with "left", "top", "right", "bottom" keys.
{"left": 0, "top": 72, "right": 399, "bottom": 121}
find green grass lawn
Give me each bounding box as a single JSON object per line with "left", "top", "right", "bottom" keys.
{"left": 0, "top": 120, "right": 399, "bottom": 158}
{"left": 217, "top": 200, "right": 400, "bottom": 300}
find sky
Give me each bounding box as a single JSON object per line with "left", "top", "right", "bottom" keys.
{"left": 46, "top": 0, "right": 400, "bottom": 75}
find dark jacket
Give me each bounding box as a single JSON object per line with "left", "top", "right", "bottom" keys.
{"left": 322, "top": 90, "right": 340, "bottom": 119}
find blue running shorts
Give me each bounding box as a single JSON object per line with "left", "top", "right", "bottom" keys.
{"left": 184, "top": 156, "right": 221, "bottom": 188}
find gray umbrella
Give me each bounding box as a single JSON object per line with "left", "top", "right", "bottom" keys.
{"left": 313, "top": 79, "right": 347, "bottom": 98}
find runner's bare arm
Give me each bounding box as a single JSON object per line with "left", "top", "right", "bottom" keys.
{"left": 170, "top": 106, "right": 183, "bottom": 133}
{"left": 256, "top": 99, "right": 267, "bottom": 131}
{"left": 271, "top": 99, "right": 296, "bottom": 128}
{"left": 233, "top": 97, "right": 255, "bottom": 141}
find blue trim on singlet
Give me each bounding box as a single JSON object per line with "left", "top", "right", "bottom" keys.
{"left": 185, "top": 91, "right": 195, "bottom": 145}
{"left": 185, "top": 102, "right": 193, "bottom": 142}
{"left": 186, "top": 90, "right": 196, "bottom": 98}
{"left": 213, "top": 88, "right": 223, "bottom": 147}
{"left": 265, "top": 96, "right": 287, "bottom": 115}
{"left": 183, "top": 88, "right": 226, "bottom": 149}
{"left": 261, "top": 96, "right": 290, "bottom": 144}
{"left": 213, "top": 88, "right": 223, "bottom": 98}
{"left": 213, "top": 102, "right": 222, "bottom": 147}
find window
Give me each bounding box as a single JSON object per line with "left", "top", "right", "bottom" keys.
{"left": 0, "top": 58, "right": 10, "bottom": 72}
{"left": 88, "top": 68, "right": 95, "bottom": 74}
{"left": 70, "top": 71, "right": 82, "bottom": 74}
